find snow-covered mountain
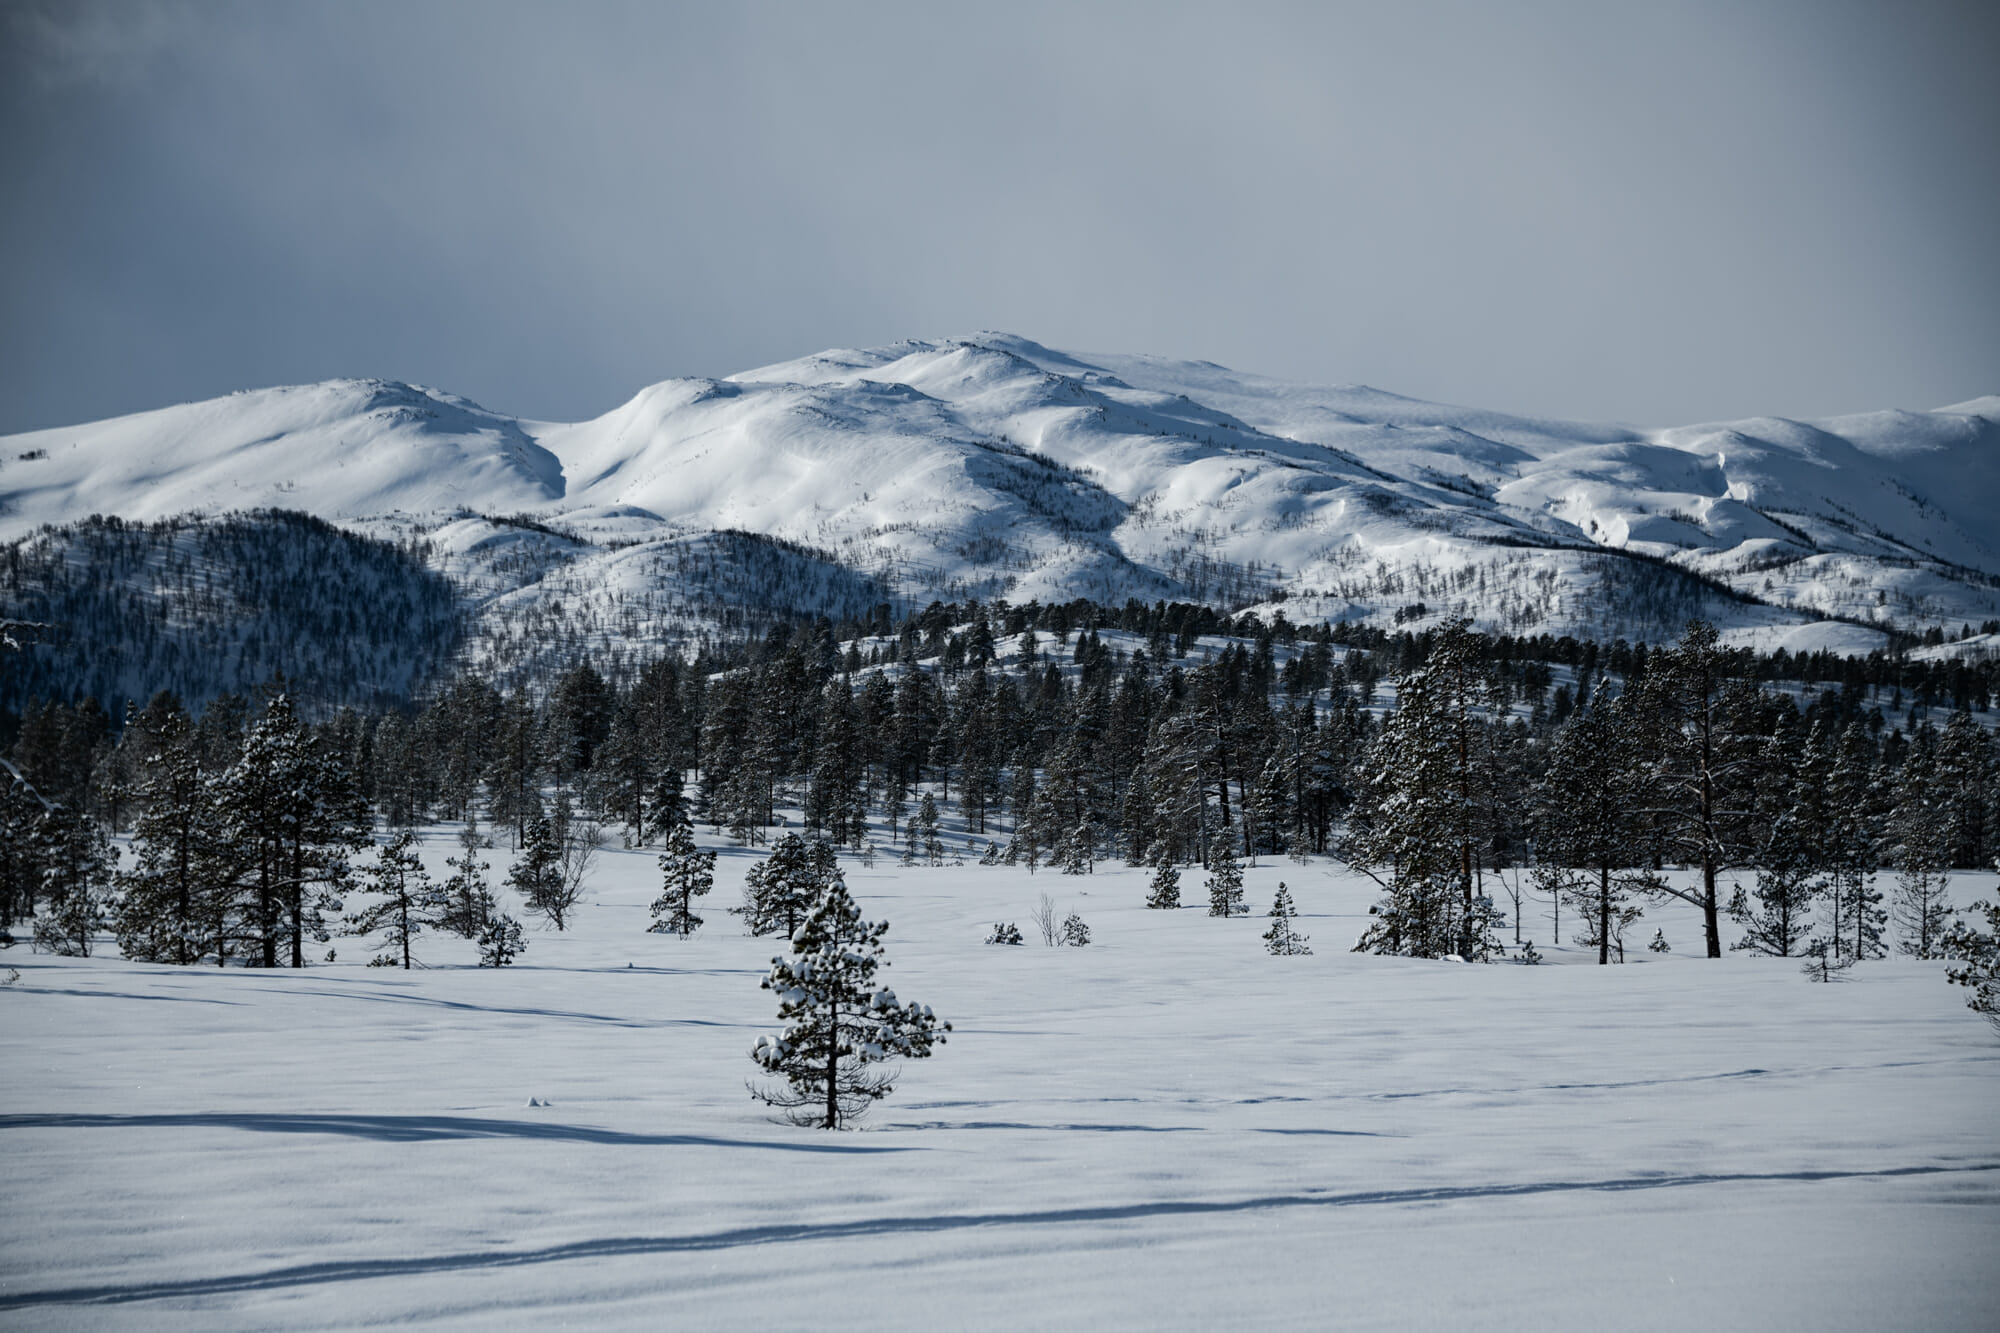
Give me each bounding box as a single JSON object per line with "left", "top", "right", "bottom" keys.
{"left": 5, "top": 333, "right": 1997, "bottom": 681}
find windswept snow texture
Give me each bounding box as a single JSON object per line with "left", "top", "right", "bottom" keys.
{"left": 6, "top": 336, "right": 1997, "bottom": 649}
{"left": 2, "top": 849, "right": 1996, "bottom": 1329}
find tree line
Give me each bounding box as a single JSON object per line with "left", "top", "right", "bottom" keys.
{"left": 2, "top": 601, "right": 1997, "bottom": 1026}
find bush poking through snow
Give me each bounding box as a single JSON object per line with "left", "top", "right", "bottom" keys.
{"left": 985, "top": 922, "right": 1024, "bottom": 945}
{"left": 1061, "top": 913, "right": 1091, "bottom": 947}
{"left": 1516, "top": 939, "right": 1543, "bottom": 965}
{"left": 750, "top": 879, "right": 948, "bottom": 1129}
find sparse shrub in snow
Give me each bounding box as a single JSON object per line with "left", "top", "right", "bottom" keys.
{"left": 1648, "top": 929, "right": 1671, "bottom": 954}
{"left": 1264, "top": 883, "right": 1311, "bottom": 955}
{"left": 1206, "top": 857, "right": 1246, "bottom": 917}
{"left": 1801, "top": 938, "right": 1855, "bottom": 982}
{"left": 649, "top": 822, "right": 715, "bottom": 938}
{"left": 1516, "top": 939, "right": 1543, "bottom": 965}
{"left": 1061, "top": 912, "right": 1091, "bottom": 947}
{"left": 750, "top": 879, "right": 948, "bottom": 1129}
{"left": 1145, "top": 860, "right": 1181, "bottom": 910}
{"left": 1031, "top": 892, "right": 1058, "bottom": 946}
{"left": 985, "top": 922, "right": 1023, "bottom": 945}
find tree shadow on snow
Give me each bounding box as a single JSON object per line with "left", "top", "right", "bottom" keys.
{"left": 0, "top": 1112, "right": 911, "bottom": 1153}
{"left": 5, "top": 1160, "right": 1994, "bottom": 1312}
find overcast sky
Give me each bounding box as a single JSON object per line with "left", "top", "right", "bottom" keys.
{"left": 3, "top": 0, "right": 1996, "bottom": 434}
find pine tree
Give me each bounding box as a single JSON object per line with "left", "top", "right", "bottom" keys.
{"left": 1146, "top": 858, "right": 1181, "bottom": 909}
{"left": 1941, "top": 899, "right": 2000, "bottom": 1033}
{"left": 1647, "top": 928, "right": 1671, "bottom": 954}
{"left": 750, "top": 879, "right": 949, "bottom": 1128}
{"left": 1626, "top": 621, "right": 1758, "bottom": 957}
{"left": 1264, "top": 883, "right": 1312, "bottom": 955}
{"left": 508, "top": 815, "right": 567, "bottom": 928}
{"left": 1060, "top": 912, "right": 1091, "bottom": 946}
{"left": 347, "top": 830, "right": 442, "bottom": 969}
{"left": 649, "top": 822, "right": 716, "bottom": 938}
{"left": 477, "top": 912, "right": 526, "bottom": 966}
{"left": 439, "top": 833, "right": 494, "bottom": 940}
{"left": 34, "top": 800, "right": 114, "bottom": 957}
{"left": 1534, "top": 692, "right": 1648, "bottom": 965}
{"left": 215, "top": 694, "right": 367, "bottom": 968}
{"left": 1206, "top": 855, "right": 1246, "bottom": 917}
{"left": 1347, "top": 622, "right": 1500, "bottom": 958}
{"left": 1889, "top": 730, "right": 1955, "bottom": 958}
{"left": 985, "top": 921, "right": 1024, "bottom": 945}
{"left": 734, "top": 832, "right": 823, "bottom": 937}
{"left": 918, "top": 790, "right": 945, "bottom": 866}
{"left": 113, "top": 705, "right": 232, "bottom": 965}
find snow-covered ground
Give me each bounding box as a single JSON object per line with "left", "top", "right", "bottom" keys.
{"left": 5, "top": 833, "right": 1995, "bottom": 1329}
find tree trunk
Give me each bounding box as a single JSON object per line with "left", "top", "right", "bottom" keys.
{"left": 1598, "top": 863, "right": 1611, "bottom": 966}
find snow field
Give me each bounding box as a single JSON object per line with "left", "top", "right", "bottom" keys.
{"left": 3, "top": 832, "right": 1996, "bottom": 1329}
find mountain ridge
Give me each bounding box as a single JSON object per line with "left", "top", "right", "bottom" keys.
{"left": 5, "top": 335, "right": 1997, "bottom": 668}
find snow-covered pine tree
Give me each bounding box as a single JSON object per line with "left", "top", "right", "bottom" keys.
{"left": 1819, "top": 723, "right": 1885, "bottom": 962}
{"left": 1889, "top": 730, "right": 1955, "bottom": 958}
{"left": 1648, "top": 928, "right": 1670, "bottom": 954}
{"left": 985, "top": 921, "right": 1024, "bottom": 945}
{"left": 346, "top": 830, "right": 443, "bottom": 969}
{"left": 508, "top": 815, "right": 569, "bottom": 929}
{"left": 750, "top": 878, "right": 949, "bottom": 1128}
{"left": 1346, "top": 621, "right": 1500, "bottom": 959}
{"left": 34, "top": 799, "right": 114, "bottom": 957}
{"left": 216, "top": 693, "right": 368, "bottom": 968}
{"left": 1624, "top": 621, "right": 1759, "bottom": 957}
{"left": 1206, "top": 855, "right": 1246, "bottom": 917}
{"left": 917, "top": 791, "right": 944, "bottom": 866}
{"left": 1534, "top": 690, "right": 1649, "bottom": 965}
{"left": 1061, "top": 912, "right": 1091, "bottom": 946}
{"left": 734, "top": 832, "right": 824, "bottom": 937}
{"left": 1264, "top": 883, "right": 1312, "bottom": 955}
{"left": 649, "top": 822, "right": 716, "bottom": 938}
{"left": 1146, "top": 858, "right": 1181, "bottom": 909}
{"left": 439, "top": 836, "right": 494, "bottom": 940}
{"left": 1941, "top": 898, "right": 1999, "bottom": 1033}
{"left": 477, "top": 912, "right": 525, "bottom": 966}
{"left": 112, "top": 702, "right": 231, "bottom": 965}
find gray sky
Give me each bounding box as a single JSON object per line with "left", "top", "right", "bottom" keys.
{"left": 4, "top": 0, "right": 1996, "bottom": 434}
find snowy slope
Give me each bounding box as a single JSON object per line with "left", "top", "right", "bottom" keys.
{"left": 6, "top": 338, "right": 1996, "bottom": 663}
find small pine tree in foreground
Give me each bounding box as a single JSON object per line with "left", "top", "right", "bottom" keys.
{"left": 477, "top": 913, "right": 525, "bottom": 966}
{"left": 750, "top": 880, "right": 949, "bottom": 1128}
{"left": 1648, "top": 929, "right": 1670, "bottom": 954}
{"left": 985, "top": 922, "right": 1023, "bottom": 945}
{"left": 649, "top": 823, "right": 716, "bottom": 938}
{"left": 1206, "top": 857, "right": 1246, "bottom": 917}
{"left": 1146, "top": 860, "right": 1181, "bottom": 909}
{"left": 1061, "top": 912, "right": 1091, "bottom": 946}
{"left": 1264, "top": 883, "right": 1311, "bottom": 955}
